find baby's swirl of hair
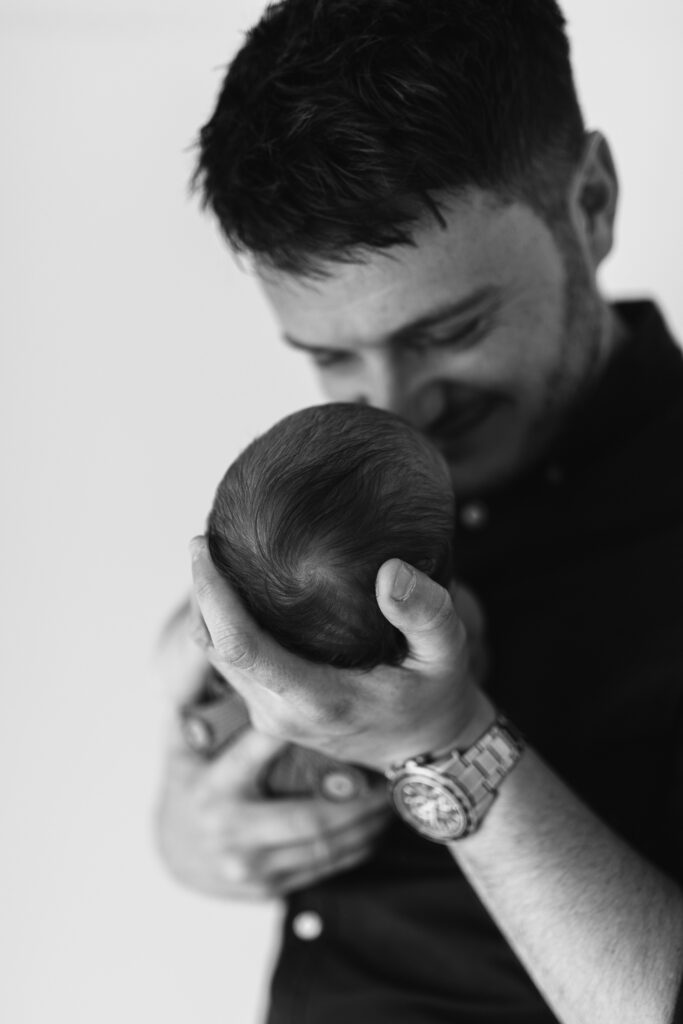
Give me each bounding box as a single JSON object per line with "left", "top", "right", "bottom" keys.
{"left": 207, "top": 403, "right": 454, "bottom": 670}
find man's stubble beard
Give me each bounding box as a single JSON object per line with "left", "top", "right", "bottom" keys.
{"left": 527, "top": 219, "right": 607, "bottom": 465}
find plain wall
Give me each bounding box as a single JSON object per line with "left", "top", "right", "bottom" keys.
{"left": 1, "top": 2, "right": 682, "bottom": 1022}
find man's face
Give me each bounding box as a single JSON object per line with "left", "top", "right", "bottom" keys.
{"left": 258, "top": 189, "right": 607, "bottom": 495}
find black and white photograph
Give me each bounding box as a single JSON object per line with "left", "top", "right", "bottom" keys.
{"left": 2, "top": 1, "right": 683, "bottom": 1022}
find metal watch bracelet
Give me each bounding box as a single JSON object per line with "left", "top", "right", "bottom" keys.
{"left": 386, "top": 715, "right": 525, "bottom": 842}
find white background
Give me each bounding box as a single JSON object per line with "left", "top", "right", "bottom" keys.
{"left": 1, "top": 2, "right": 682, "bottom": 1022}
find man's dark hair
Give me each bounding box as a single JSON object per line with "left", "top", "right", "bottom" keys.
{"left": 193, "top": 0, "right": 585, "bottom": 275}
{"left": 207, "top": 403, "right": 454, "bottom": 669}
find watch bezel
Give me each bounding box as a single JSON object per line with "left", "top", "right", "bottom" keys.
{"left": 389, "top": 763, "right": 475, "bottom": 842}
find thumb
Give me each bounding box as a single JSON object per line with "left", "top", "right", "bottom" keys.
{"left": 375, "top": 558, "right": 465, "bottom": 669}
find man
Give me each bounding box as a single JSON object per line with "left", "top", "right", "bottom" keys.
{"left": 155, "top": 1, "right": 683, "bottom": 1021}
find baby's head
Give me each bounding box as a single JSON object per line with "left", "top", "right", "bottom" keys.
{"left": 207, "top": 403, "right": 454, "bottom": 669}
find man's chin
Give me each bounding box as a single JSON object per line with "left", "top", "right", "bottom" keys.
{"left": 445, "top": 455, "right": 511, "bottom": 498}
{"left": 439, "top": 431, "right": 528, "bottom": 497}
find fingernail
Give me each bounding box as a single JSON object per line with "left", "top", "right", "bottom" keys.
{"left": 391, "top": 561, "right": 416, "bottom": 601}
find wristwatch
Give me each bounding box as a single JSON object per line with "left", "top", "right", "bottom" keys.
{"left": 385, "top": 715, "right": 524, "bottom": 843}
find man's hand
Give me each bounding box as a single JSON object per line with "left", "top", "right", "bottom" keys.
{"left": 156, "top": 729, "right": 390, "bottom": 899}
{"left": 190, "top": 537, "right": 494, "bottom": 772}
{"left": 154, "top": 600, "right": 390, "bottom": 900}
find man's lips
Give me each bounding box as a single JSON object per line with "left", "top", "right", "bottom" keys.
{"left": 427, "top": 397, "right": 500, "bottom": 447}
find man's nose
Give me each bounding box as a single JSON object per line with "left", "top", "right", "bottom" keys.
{"left": 359, "top": 364, "right": 402, "bottom": 417}
{"left": 359, "top": 358, "right": 446, "bottom": 431}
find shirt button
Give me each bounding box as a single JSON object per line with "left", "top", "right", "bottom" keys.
{"left": 460, "top": 501, "right": 488, "bottom": 529}
{"left": 292, "top": 911, "right": 323, "bottom": 941}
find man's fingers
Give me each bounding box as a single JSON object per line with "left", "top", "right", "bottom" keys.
{"left": 223, "top": 808, "right": 389, "bottom": 889}
{"left": 375, "top": 558, "right": 466, "bottom": 669}
{"left": 203, "top": 808, "right": 388, "bottom": 901}
{"left": 190, "top": 536, "right": 263, "bottom": 670}
{"left": 203, "top": 728, "right": 389, "bottom": 836}
{"left": 190, "top": 537, "right": 294, "bottom": 686}
{"left": 189, "top": 536, "right": 328, "bottom": 706}
{"left": 205, "top": 737, "right": 389, "bottom": 847}
{"left": 274, "top": 841, "right": 380, "bottom": 896}
{"left": 235, "top": 791, "right": 389, "bottom": 849}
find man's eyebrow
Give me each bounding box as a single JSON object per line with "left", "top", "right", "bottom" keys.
{"left": 282, "top": 286, "right": 499, "bottom": 352}
{"left": 283, "top": 334, "right": 329, "bottom": 353}
{"left": 389, "top": 286, "right": 499, "bottom": 344}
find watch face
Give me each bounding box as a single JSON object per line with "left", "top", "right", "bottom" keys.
{"left": 391, "top": 768, "right": 471, "bottom": 842}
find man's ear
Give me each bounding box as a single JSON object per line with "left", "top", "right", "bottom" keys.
{"left": 568, "top": 131, "right": 619, "bottom": 269}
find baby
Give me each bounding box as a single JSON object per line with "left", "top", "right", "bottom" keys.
{"left": 206, "top": 402, "right": 455, "bottom": 670}
{"left": 184, "top": 403, "right": 477, "bottom": 793}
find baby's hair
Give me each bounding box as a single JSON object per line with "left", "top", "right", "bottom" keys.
{"left": 207, "top": 403, "right": 454, "bottom": 669}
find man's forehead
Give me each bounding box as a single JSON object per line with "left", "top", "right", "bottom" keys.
{"left": 257, "top": 192, "right": 520, "bottom": 347}
{"left": 282, "top": 287, "right": 502, "bottom": 356}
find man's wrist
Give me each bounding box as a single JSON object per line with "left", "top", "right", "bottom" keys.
{"left": 378, "top": 689, "right": 497, "bottom": 775}
{"left": 385, "top": 702, "right": 524, "bottom": 843}
{"left": 457, "top": 690, "right": 498, "bottom": 746}
{"left": 430, "top": 690, "right": 498, "bottom": 759}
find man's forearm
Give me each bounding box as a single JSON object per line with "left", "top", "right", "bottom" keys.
{"left": 450, "top": 746, "right": 683, "bottom": 1024}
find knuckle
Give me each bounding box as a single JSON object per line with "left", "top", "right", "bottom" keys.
{"left": 214, "top": 629, "right": 257, "bottom": 671}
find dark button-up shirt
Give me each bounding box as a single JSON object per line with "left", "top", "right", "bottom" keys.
{"left": 266, "top": 301, "right": 683, "bottom": 1024}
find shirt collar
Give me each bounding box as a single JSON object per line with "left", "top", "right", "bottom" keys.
{"left": 454, "top": 300, "right": 683, "bottom": 576}
{"left": 550, "top": 300, "right": 683, "bottom": 474}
